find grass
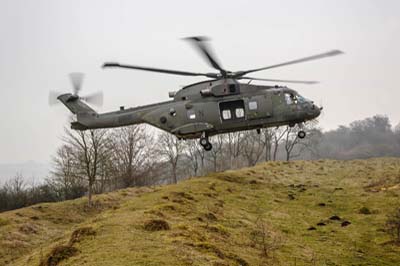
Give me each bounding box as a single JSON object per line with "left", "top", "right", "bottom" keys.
{"left": 1, "top": 158, "right": 400, "bottom": 265}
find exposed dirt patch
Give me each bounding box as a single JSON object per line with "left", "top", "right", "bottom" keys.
{"left": 40, "top": 245, "right": 79, "bottom": 266}
{"left": 19, "top": 223, "right": 38, "bottom": 234}
{"left": 204, "top": 212, "right": 218, "bottom": 221}
{"left": 195, "top": 242, "right": 225, "bottom": 259}
{"left": 170, "top": 191, "right": 195, "bottom": 201}
{"left": 329, "top": 215, "right": 341, "bottom": 221}
{"left": 215, "top": 174, "right": 245, "bottom": 184}
{"left": 341, "top": 221, "right": 351, "bottom": 227}
{"left": 69, "top": 226, "right": 96, "bottom": 245}
{"left": 144, "top": 219, "right": 170, "bottom": 231}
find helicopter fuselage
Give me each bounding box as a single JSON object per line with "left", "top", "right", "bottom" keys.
{"left": 58, "top": 78, "right": 321, "bottom": 140}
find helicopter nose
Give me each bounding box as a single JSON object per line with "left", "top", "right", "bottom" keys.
{"left": 314, "top": 104, "right": 322, "bottom": 117}
{"left": 309, "top": 103, "right": 321, "bottom": 118}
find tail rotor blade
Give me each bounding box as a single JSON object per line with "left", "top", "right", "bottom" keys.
{"left": 69, "top": 72, "right": 84, "bottom": 95}
{"left": 82, "top": 91, "right": 103, "bottom": 107}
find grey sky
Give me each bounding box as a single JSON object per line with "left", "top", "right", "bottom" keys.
{"left": 0, "top": 0, "right": 399, "bottom": 164}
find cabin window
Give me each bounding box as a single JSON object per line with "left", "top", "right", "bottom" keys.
{"left": 187, "top": 110, "right": 196, "bottom": 120}
{"left": 249, "top": 101, "right": 258, "bottom": 110}
{"left": 219, "top": 100, "right": 245, "bottom": 121}
{"left": 235, "top": 108, "right": 244, "bottom": 118}
{"left": 222, "top": 109, "right": 232, "bottom": 120}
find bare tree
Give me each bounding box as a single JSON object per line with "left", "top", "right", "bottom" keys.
{"left": 156, "top": 132, "right": 183, "bottom": 184}
{"left": 250, "top": 216, "right": 283, "bottom": 259}
{"left": 109, "top": 125, "right": 154, "bottom": 187}
{"left": 261, "top": 128, "right": 274, "bottom": 161}
{"left": 283, "top": 126, "right": 300, "bottom": 161}
{"left": 64, "top": 128, "right": 110, "bottom": 206}
{"left": 50, "top": 144, "right": 85, "bottom": 199}
{"left": 183, "top": 140, "right": 202, "bottom": 176}
{"left": 207, "top": 134, "right": 225, "bottom": 172}
{"left": 272, "top": 127, "right": 288, "bottom": 161}
{"left": 242, "top": 130, "right": 265, "bottom": 166}
{"left": 226, "top": 132, "right": 244, "bottom": 168}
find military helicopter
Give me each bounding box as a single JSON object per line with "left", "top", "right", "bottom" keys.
{"left": 52, "top": 37, "right": 343, "bottom": 151}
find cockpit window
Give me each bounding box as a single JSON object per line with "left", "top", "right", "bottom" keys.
{"left": 284, "top": 93, "right": 294, "bottom": 104}
{"left": 297, "top": 95, "right": 305, "bottom": 103}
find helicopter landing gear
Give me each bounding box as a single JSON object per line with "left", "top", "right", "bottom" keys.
{"left": 203, "top": 142, "right": 213, "bottom": 151}
{"left": 297, "top": 130, "right": 306, "bottom": 139}
{"left": 200, "top": 137, "right": 208, "bottom": 146}
{"left": 200, "top": 132, "right": 212, "bottom": 151}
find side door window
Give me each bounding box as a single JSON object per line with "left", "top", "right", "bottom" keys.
{"left": 219, "top": 100, "right": 245, "bottom": 122}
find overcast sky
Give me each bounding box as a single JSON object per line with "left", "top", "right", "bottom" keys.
{"left": 0, "top": 0, "right": 399, "bottom": 164}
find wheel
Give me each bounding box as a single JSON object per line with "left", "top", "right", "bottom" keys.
{"left": 297, "top": 130, "right": 306, "bottom": 139}
{"left": 200, "top": 137, "right": 208, "bottom": 146}
{"left": 204, "top": 142, "right": 212, "bottom": 151}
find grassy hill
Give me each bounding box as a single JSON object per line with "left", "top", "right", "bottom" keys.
{"left": 1, "top": 158, "right": 400, "bottom": 266}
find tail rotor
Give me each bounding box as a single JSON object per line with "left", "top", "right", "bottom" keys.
{"left": 48, "top": 73, "right": 103, "bottom": 107}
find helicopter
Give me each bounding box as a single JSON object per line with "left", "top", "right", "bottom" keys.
{"left": 52, "top": 36, "right": 343, "bottom": 151}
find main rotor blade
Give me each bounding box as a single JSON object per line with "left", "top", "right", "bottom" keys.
{"left": 103, "top": 62, "right": 218, "bottom": 78}
{"left": 184, "top": 36, "right": 226, "bottom": 75}
{"left": 240, "top": 50, "right": 344, "bottom": 76}
{"left": 240, "top": 77, "right": 319, "bottom": 85}
{"left": 69, "top": 72, "right": 84, "bottom": 95}
{"left": 82, "top": 91, "right": 103, "bottom": 107}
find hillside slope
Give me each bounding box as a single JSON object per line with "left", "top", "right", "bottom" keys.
{"left": 1, "top": 158, "right": 400, "bottom": 266}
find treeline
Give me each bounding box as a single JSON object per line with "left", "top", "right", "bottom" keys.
{"left": 0, "top": 114, "right": 399, "bottom": 212}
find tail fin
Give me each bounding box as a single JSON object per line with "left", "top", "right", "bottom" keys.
{"left": 58, "top": 93, "right": 97, "bottom": 130}
{"left": 57, "top": 93, "right": 96, "bottom": 115}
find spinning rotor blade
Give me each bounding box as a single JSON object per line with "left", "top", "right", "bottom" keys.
{"left": 239, "top": 50, "right": 344, "bottom": 76}
{"left": 240, "top": 77, "right": 319, "bottom": 85}
{"left": 82, "top": 91, "right": 103, "bottom": 107}
{"left": 184, "top": 36, "right": 226, "bottom": 75}
{"left": 69, "top": 72, "right": 84, "bottom": 95}
{"left": 103, "top": 62, "right": 218, "bottom": 78}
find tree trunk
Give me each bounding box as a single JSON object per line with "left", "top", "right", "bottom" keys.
{"left": 273, "top": 144, "right": 279, "bottom": 161}
{"left": 88, "top": 182, "right": 93, "bottom": 206}
{"left": 172, "top": 165, "right": 177, "bottom": 184}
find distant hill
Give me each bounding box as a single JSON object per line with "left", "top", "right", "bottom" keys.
{"left": 0, "top": 161, "right": 49, "bottom": 184}
{"left": 1, "top": 158, "right": 400, "bottom": 266}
